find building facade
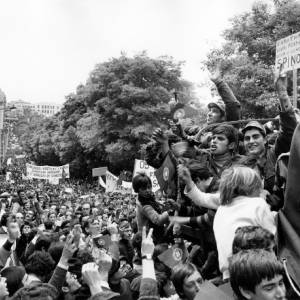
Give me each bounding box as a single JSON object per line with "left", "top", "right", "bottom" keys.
{"left": 8, "top": 100, "right": 62, "bottom": 117}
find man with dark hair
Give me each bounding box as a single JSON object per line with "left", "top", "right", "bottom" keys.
{"left": 229, "top": 249, "right": 286, "bottom": 300}
{"left": 241, "top": 72, "right": 297, "bottom": 206}
{"left": 232, "top": 226, "right": 275, "bottom": 255}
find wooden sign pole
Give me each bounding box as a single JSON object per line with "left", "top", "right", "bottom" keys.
{"left": 293, "top": 68, "right": 298, "bottom": 108}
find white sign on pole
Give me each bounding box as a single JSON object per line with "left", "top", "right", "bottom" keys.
{"left": 275, "top": 31, "right": 300, "bottom": 72}
{"left": 105, "top": 171, "right": 118, "bottom": 193}
{"left": 132, "top": 159, "right": 159, "bottom": 192}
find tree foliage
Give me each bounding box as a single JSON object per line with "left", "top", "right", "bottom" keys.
{"left": 18, "top": 53, "right": 194, "bottom": 177}
{"left": 205, "top": 0, "right": 300, "bottom": 118}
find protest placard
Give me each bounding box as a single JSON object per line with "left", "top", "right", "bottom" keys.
{"left": 275, "top": 31, "right": 300, "bottom": 72}
{"left": 132, "top": 159, "right": 159, "bottom": 192}
{"left": 105, "top": 170, "right": 118, "bottom": 193}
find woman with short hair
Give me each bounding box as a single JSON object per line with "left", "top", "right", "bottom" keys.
{"left": 213, "top": 165, "right": 276, "bottom": 280}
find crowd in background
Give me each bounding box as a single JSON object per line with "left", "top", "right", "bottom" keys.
{"left": 0, "top": 66, "right": 298, "bottom": 300}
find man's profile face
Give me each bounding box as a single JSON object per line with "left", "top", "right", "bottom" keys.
{"left": 245, "top": 275, "right": 286, "bottom": 300}
{"left": 244, "top": 129, "right": 266, "bottom": 156}
{"left": 207, "top": 106, "right": 223, "bottom": 125}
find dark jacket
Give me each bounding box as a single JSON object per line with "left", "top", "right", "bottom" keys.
{"left": 212, "top": 78, "right": 241, "bottom": 122}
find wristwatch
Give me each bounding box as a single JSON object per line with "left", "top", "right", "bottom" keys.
{"left": 142, "top": 254, "right": 152, "bottom": 260}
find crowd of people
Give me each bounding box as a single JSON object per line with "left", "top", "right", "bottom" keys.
{"left": 0, "top": 66, "right": 298, "bottom": 300}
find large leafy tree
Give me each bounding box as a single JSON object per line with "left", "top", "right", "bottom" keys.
{"left": 205, "top": 0, "right": 300, "bottom": 118}
{"left": 18, "top": 53, "right": 194, "bottom": 177}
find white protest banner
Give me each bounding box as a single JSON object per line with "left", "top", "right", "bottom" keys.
{"left": 132, "top": 159, "right": 159, "bottom": 192}
{"left": 105, "top": 171, "right": 118, "bottom": 193}
{"left": 275, "top": 31, "right": 300, "bottom": 72}
{"left": 26, "top": 164, "right": 70, "bottom": 180}
{"left": 16, "top": 154, "right": 25, "bottom": 159}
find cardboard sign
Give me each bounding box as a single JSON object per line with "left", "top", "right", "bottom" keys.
{"left": 105, "top": 171, "right": 118, "bottom": 193}
{"left": 132, "top": 159, "right": 159, "bottom": 192}
{"left": 276, "top": 31, "right": 300, "bottom": 72}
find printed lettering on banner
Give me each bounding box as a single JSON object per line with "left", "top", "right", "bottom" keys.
{"left": 132, "top": 159, "right": 159, "bottom": 192}
{"left": 26, "top": 163, "right": 70, "bottom": 180}
{"left": 276, "top": 31, "right": 300, "bottom": 72}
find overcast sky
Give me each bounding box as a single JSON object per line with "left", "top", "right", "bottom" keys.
{"left": 0, "top": 0, "right": 269, "bottom": 104}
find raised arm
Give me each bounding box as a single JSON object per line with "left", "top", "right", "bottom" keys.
{"left": 210, "top": 68, "right": 241, "bottom": 122}
{"left": 274, "top": 71, "right": 297, "bottom": 157}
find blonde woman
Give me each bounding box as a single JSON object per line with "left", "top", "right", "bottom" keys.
{"left": 213, "top": 165, "right": 276, "bottom": 280}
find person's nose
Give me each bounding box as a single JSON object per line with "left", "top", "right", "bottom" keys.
{"left": 275, "top": 284, "right": 286, "bottom": 299}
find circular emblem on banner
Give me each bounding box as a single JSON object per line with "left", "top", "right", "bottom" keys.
{"left": 98, "top": 239, "right": 105, "bottom": 246}
{"left": 173, "top": 248, "right": 183, "bottom": 261}
{"left": 163, "top": 167, "right": 169, "bottom": 181}
{"left": 173, "top": 108, "right": 185, "bottom": 120}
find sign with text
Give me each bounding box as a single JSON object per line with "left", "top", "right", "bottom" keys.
{"left": 26, "top": 164, "right": 70, "bottom": 180}
{"left": 132, "top": 159, "right": 159, "bottom": 192}
{"left": 276, "top": 31, "right": 300, "bottom": 72}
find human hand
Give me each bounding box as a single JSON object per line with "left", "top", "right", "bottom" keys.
{"left": 208, "top": 66, "right": 222, "bottom": 82}
{"left": 66, "top": 272, "right": 81, "bottom": 293}
{"left": 82, "top": 262, "right": 103, "bottom": 296}
{"left": 60, "top": 234, "right": 77, "bottom": 265}
{"left": 165, "top": 199, "right": 180, "bottom": 211}
{"left": 173, "top": 222, "right": 181, "bottom": 236}
{"left": 107, "top": 222, "right": 118, "bottom": 235}
{"left": 141, "top": 227, "right": 154, "bottom": 258}
{"left": 152, "top": 129, "right": 168, "bottom": 144}
{"left": 274, "top": 63, "right": 287, "bottom": 89}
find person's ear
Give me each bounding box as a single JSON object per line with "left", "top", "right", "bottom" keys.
{"left": 263, "top": 136, "right": 267, "bottom": 146}
{"left": 239, "top": 287, "right": 254, "bottom": 300}
{"left": 228, "top": 142, "right": 236, "bottom": 151}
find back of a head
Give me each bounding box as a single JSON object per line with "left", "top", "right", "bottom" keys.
{"left": 219, "top": 165, "right": 262, "bottom": 205}
{"left": 229, "top": 249, "right": 284, "bottom": 300}
{"left": 35, "top": 236, "right": 51, "bottom": 252}
{"left": 186, "top": 160, "right": 212, "bottom": 182}
{"left": 25, "top": 251, "right": 55, "bottom": 280}
{"left": 1, "top": 266, "right": 26, "bottom": 296}
{"left": 11, "top": 283, "right": 58, "bottom": 300}
{"left": 232, "top": 226, "right": 275, "bottom": 255}
{"left": 132, "top": 173, "right": 152, "bottom": 193}
{"left": 48, "top": 242, "right": 64, "bottom": 265}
